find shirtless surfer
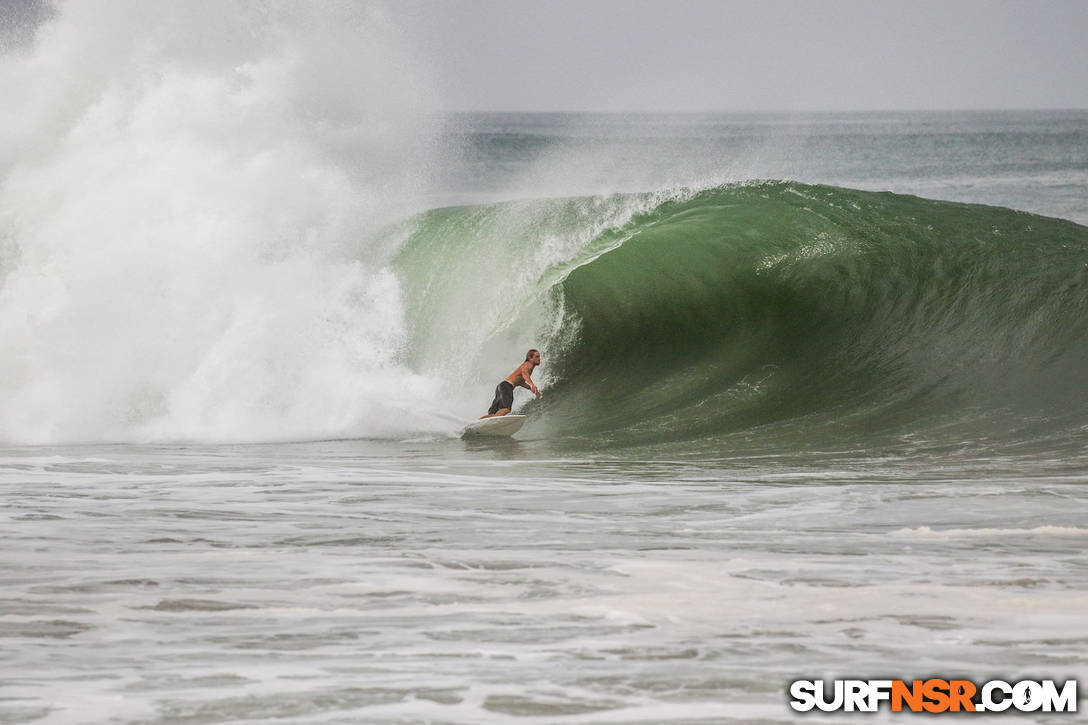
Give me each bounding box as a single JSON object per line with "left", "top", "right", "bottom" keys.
{"left": 481, "top": 349, "right": 542, "bottom": 418}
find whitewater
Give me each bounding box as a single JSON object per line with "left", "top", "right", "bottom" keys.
{"left": 2, "top": 3, "right": 1087, "bottom": 724}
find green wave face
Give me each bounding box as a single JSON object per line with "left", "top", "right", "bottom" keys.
{"left": 395, "top": 182, "right": 1088, "bottom": 449}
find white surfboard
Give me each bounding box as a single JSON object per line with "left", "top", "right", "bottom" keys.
{"left": 462, "top": 414, "right": 526, "bottom": 438}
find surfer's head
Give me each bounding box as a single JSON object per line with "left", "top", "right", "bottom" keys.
{"left": 526, "top": 349, "right": 540, "bottom": 365}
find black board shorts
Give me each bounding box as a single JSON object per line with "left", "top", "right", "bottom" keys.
{"left": 488, "top": 381, "right": 515, "bottom": 415}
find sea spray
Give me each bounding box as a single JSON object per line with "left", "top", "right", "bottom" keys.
{"left": 0, "top": 1, "right": 439, "bottom": 443}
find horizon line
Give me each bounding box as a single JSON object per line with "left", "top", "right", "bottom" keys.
{"left": 436, "top": 107, "right": 1088, "bottom": 115}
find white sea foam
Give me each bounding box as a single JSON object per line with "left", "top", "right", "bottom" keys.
{"left": 0, "top": 1, "right": 442, "bottom": 444}
{"left": 891, "top": 525, "right": 1088, "bottom": 539}
{"left": 4, "top": 446, "right": 1087, "bottom": 722}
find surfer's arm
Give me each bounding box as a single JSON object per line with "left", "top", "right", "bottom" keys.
{"left": 519, "top": 365, "right": 542, "bottom": 398}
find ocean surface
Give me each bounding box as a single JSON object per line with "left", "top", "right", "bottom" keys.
{"left": 2, "top": 6, "right": 1087, "bottom": 724}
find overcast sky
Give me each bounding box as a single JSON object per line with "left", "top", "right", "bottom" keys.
{"left": 407, "top": 0, "right": 1088, "bottom": 112}
{"left": 3, "top": 1, "right": 1086, "bottom": 112}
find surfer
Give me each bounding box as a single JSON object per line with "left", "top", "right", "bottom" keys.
{"left": 480, "top": 349, "right": 542, "bottom": 418}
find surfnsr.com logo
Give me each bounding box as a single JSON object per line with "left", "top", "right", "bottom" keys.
{"left": 789, "top": 679, "right": 1078, "bottom": 713}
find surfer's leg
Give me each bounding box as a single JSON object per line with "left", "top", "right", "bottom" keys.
{"left": 484, "top": 382, "right": 512, "bottom": 417}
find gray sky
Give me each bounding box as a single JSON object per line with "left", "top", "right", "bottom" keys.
{"left": 408, "top": 0, "right": 1088, "bottom": 111}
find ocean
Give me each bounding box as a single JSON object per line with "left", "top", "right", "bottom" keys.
{"left": 2, "top": 6, "right": 1087, "bottom": 724}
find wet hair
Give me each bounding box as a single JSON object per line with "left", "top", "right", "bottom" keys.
{"left": 526, "top": 349, "right": 539, "bottom": 361}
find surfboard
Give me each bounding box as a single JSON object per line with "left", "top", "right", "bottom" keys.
{"left": 462, "top": 414, "right": 526, "bottom": 438}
